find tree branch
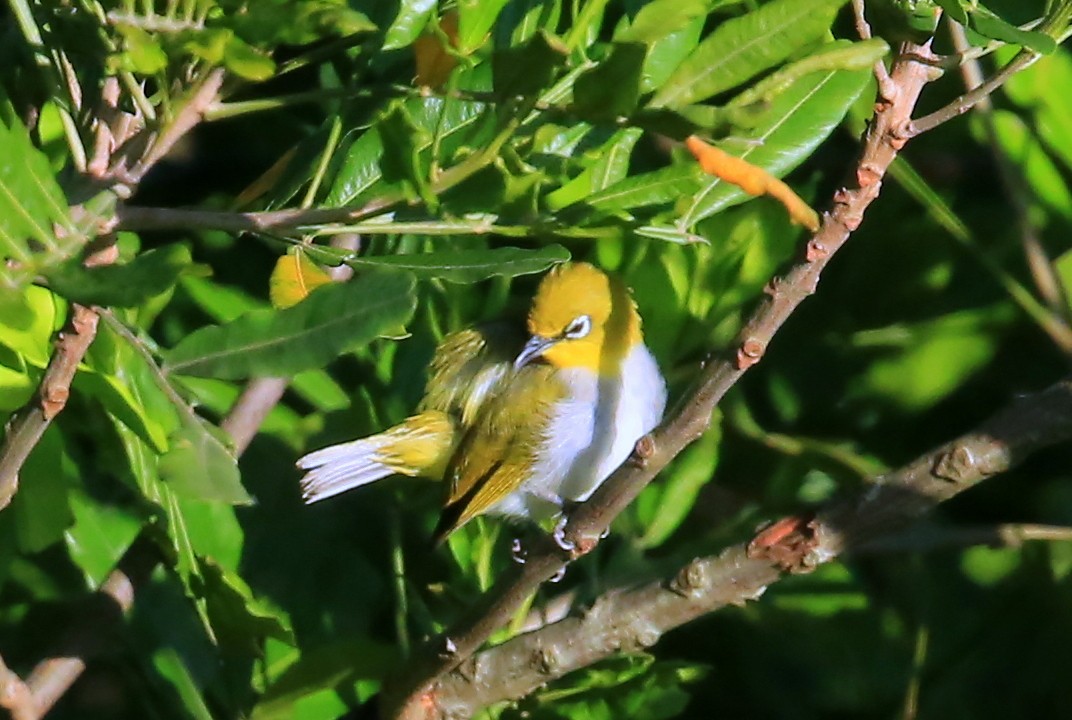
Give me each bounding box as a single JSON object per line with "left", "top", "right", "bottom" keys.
{"left": 906, "top": 49, "right": 1039, "bottom": 138}
{"left": 382, "top": 40, "right": 939, "bottom": 720}
{"left": 431, "top": 378, "right": 1072, "bottom": 716}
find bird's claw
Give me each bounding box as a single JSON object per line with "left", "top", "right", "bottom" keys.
{"left": 552, "top": 516, "right": 576, "bottom": 553}
{"left": 549, "top": 566, "right": 567, "bottom": 583}
{"left": 511, "top": 537, "right": 527, "bottom": 564}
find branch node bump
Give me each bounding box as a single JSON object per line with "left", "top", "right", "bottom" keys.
{"left": 736, "top": 339, "right": 766, "bottom": 370}
{"left": 857, "top": 163, "right": 882, "bottom": 187}
{"left": 669, "top": 558, "right": 708, "bottom": 597}
{"left": 805, "top": 239, "right": 829, "bottom": 262}
{"left": 932, "top": 444, "right": 978, "bottom": 482}
{"left": 747, "top": 514, "right": 820, "bottom": 572}
{"left": 535, "top": 645, "right": 559, "bottom": 675}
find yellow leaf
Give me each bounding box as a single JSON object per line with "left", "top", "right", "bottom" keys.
{"left": 685, "top": 135, "right": 820, "bottom": 232}
{"left": 269, "top": 249, "right": 333, "bottom": 309}
{"left": 414, "top": 11, "right": 459, "bottom": 89}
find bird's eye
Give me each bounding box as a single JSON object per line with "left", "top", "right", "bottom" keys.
{"left": 564, "top": 315, "right": 592, "bottom": 339}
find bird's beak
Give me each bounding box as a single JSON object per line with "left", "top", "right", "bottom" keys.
{"left": 514, "top": 335, "right": 558, "bottom": 369}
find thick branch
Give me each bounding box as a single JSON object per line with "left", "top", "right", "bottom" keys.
{"left": 433, "top": 379, "right": 1072, "bottom": 715}
{"left": 382, "top": 41, "right": 939, "bottom": 720}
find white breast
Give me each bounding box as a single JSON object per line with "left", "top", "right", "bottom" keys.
{"left": 491, "top": 344, "right": 667, "bottom": 521}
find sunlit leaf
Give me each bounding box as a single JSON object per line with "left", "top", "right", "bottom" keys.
{"left": 269, "top": 248, "right": 333, "bottom": 309}
{"left": 651, "top": 0, "right": 848, "bottom": 108}
{"left": 346, "top": 245, "right": 569, "bottom": 282}
{"left": 165, "top": 271, "right": 417, "bottom": 378}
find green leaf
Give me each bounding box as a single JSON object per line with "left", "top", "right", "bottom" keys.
{"left": 74, "top": 370, "right": 170, "bottom": 452}
{"left": 224, "top": 36, "right": 277, "bottom": 80}
{"left": 853, "top": 305, "right": 1016, "bottom": 411}
{"left": 961, "top": 545, "right": 1021, "bottom": 586}
{"left": 615, "top": 0, "right": 710, "bottom": 44}
{"left": 383, "top": 0, "right": 437, "bottom": 50}
{"left": 378, "top": 103, "right": 433, "bottom": 204}
{"left": 158, "top": 415, "right": 251, "bottom": 504}
{"left": 584, "top": 163, "right": 707, "bottom": 213}
{"left": 45, "top": 244, "right": 191, "bottom": 307}
{"left": 932, "top": 0, "right": 967, "bottom": 25}
{"left": 546, "top": 128, "right": 644, "bottom": 210}
{"left": 637, "top": 420, "right": 720, "bottom": 548}
{"left": 969, "top": 6, "right": 1056, "bottom": 55}
{"left": 13, "top": 426, "right": 74, "bottom": 553}
{"left": 0, "top": 110, "right": 77, "bottom": 296}
{"left": 252, "top": 641, "right": 399, "bottom": 720}
{"left": 346, "top": 245, "right": 570, "bottom": 283}
{"left": 986, "top": 110, "right": 1072, "bottom": 220}
{"left": 0, "top": 285, "right": 65, "bottom": 365}
{"left": 165, "top": 271, "right": 417, "bottom": 378}
{"left": 64, "top": 489, "right": 144, "bottom": 586}
{"left": 114, "top": 25, "right": 168, "bottom": 74}
{"left": 651, "top": 0, "right": 848, "bottom": 108}
{"left": 573, "top": 43, "right": 648, "bottom": 121}
{"left": 457, "top": 0, "right": 510, "bottom": 54}
{"left": 680, "top": 66, "right": 871, "bottom": 226}
{"left": 493, "top": 31, "right": 569, "bottom": 97}
{"left": 201, "top": 558, "right": 295, "bottom": 653}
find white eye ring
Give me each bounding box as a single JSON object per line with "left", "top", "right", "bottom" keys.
{"left": 564, "top": 315, "right": 592, "bottom": 339}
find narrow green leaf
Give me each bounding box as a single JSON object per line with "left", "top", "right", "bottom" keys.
{"left": 224, "top": 36, "right": 277, "bottom": 80}
{"left": 346, "top": 245, "right": 570, "bottom": 283}
{"left": 165, "top": 271, "right": 417, "bottom": 378}
{"left": 383, "top": 0, "right": 437, "bottom": 50}
{"left": 457, "top": 0, "right": 510, "bottom": 54}
{"left": 615, "top": 0, "right": 710, "bottom": 44}
{"left": 0, "top": 111, "right": 77, "bottom": 294}
{"left": 584, "top": 163, "right": 708, "bottom": 213}
{"left": 573, "top": 43, "right": 647, "bottom": 121}
{"left": 970, "top": 6, "right": 1057, "bottom": 54}
{"left": 493, "top": 31, "right": 569, "bottom": 97}
{"left": 681, "top": 67, "right": 871, "bottom": 226}
{"left": 45, "top": 244, "right": 192, "bottom": 307}
{"left": 14, "top": 427, "right": 74, "bottom": 553}
{"left": 933, "top": 0, "right": 968, "bottom": 25}
{"left": 158, "top": 416, "right": 252, "bottom": 504}
{"left": 545, "top": 128, "right": 643, "bottom": 210}
{"left": 638, "top": 422, "right": 720, "bottom": 548}
{"left": 64, "top": 489, "right": 144, "bottom": 586}
{"left": 201, "top": 558, "right": 295, "bottom": 653}
{"left": 651, "top": 0, "right": 849, "bottom": 108}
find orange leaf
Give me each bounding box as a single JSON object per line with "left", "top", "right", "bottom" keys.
{"left": 414, "top": 12, "right": 459, "bottom": 89}
{"left": 269, "top": 248, "right": 333, "bottom": 309}
{"left": 685, "top": 135, "right": 820, "bottom": 232}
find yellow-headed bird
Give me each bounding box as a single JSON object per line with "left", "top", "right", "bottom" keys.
{"left": 297, "top": 262, "right": 667, "bottom": 543}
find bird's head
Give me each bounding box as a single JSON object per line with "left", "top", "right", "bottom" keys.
{"left": 515, "top": 262, "right": 642, "bottom": 373}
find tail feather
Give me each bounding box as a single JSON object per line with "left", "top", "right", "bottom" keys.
{"left": 296, "top": 410, "right": 457, "bottom": 504}
{"left": 298, "top": 438, "right": 394, "bottom": 504}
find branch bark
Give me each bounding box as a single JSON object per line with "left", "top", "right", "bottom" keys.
{"left": 382, "top": 40, "right": 939, "bottom": 720}
{"left": 431, "top": 378, "right": 1072, "bottom": 716}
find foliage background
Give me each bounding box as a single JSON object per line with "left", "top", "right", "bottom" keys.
{"left": 1, "top": 0, "right": 1072, "bottom": 718}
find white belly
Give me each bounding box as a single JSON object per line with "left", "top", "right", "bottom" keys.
{"left": 491, "top": 344, "right": 667, "bottom": 520}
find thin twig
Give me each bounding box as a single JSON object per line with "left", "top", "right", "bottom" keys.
{"left": 381, "top": 40, "right": 940, "bottom": 720}
{"left": 949, "top": 22, "right": 1072, "bottom": 354}
{"left": 430, "top": 379, "right": 1072, "bottom": 716}
{"left": 907, "top": 49, "right": 1039, "bottom": 137}
{"left": 851, "top": 0, "right": 896, "bottom": 101}
{"left": 0, "top": 302, "right": 101, "bottom": 510}
{"left": 220, "top": 378, "right": 290, "bottom": 455}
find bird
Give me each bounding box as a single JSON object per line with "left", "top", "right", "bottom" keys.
{"left": 296, "top": 262, "right": 667, "bottom": 543}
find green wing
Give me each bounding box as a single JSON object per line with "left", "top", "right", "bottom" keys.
{"left": 432, "top": 364, "right": 566, "bottom": 542}
{"left": 418, "top": 322, "right": 525, "bottom": 429}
